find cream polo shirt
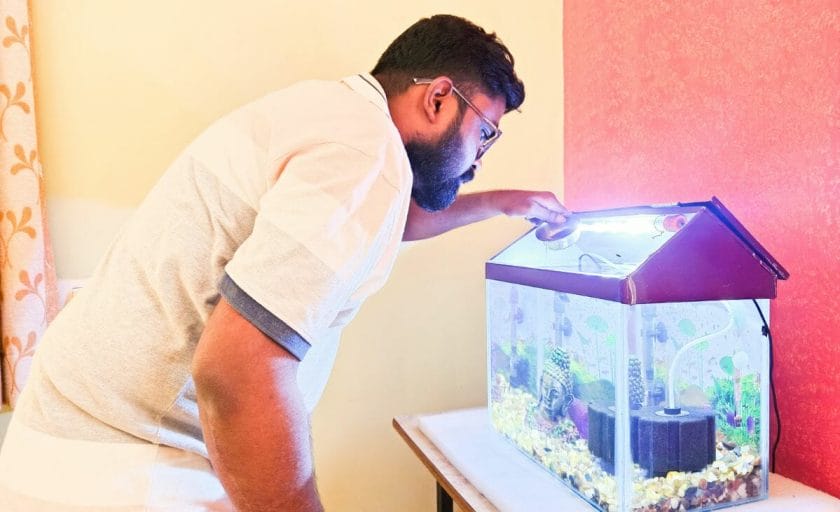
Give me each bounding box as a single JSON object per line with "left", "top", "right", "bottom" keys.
{"left": 14, "top": 74, "right": 412, "bottom": 457}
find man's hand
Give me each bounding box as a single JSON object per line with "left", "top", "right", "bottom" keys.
{"left": 192, "top": 298, "right": 324, "bottom": 512}
{"left": 403, "top": 189, "right": 569, "bottom": 241}
{"left": 488, "top": 190, "right": 570, "bottom": 224}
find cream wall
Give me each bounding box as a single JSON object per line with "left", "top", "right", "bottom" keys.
{"left": 29, "top": 1, "right": 563, "bottom": 510}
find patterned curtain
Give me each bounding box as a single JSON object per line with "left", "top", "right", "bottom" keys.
{"left": 0, "top": 0, "right": 58, "bottom": 407}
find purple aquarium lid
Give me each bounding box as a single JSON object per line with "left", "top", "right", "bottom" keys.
{"left": 684, "top": 197, "right": 789, "bottom": 280}
{"left": 486, "top": 197, "right": 789, "bottom": 304}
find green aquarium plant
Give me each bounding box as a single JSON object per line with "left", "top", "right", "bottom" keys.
{"left": 709, "top": 373, "right": 761, "bottom": 449}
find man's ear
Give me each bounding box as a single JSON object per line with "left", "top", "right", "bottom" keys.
{"left": 421, "top": 77, "right": 454, "bottom": 123}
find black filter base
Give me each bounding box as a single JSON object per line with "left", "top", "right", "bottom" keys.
{"left": 588, "top": 403, "right": 716, "bottom": 477}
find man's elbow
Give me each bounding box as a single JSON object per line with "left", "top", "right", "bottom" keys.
{"left": 192, "top": 354, "right": 239, "bottom": 419}
{"left": 402, "top": 225, "right": 423, "bottom": 241}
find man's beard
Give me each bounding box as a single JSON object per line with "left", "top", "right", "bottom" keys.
{"left": 405, "top": 114, "right": 475, "bottom": 212}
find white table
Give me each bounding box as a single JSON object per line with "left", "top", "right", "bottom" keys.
{"left": 394, "top": 408, "right": 840, "bottom": 512}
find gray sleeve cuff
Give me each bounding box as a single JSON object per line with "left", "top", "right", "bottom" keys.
{"left": 219, "top": 272, "right": 311, "bottom": 361}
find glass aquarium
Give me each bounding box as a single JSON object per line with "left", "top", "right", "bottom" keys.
{"left": 486, "top": 198, "right": 788, "bottom": 512}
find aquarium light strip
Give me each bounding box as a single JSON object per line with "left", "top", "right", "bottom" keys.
{"left": 577, "top": 215, "right": 660, "bottom": 235}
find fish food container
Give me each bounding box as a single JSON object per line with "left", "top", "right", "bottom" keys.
{"left": 486, "top": 198, "right": 788, "bottom": 511}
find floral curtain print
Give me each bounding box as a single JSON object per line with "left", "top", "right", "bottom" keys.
{"left": 0, "top": 0, "right": 58, "bottom": 407}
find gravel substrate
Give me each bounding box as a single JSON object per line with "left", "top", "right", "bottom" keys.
{"left": 490, "top": 381, "right": 764, "bottom": 511}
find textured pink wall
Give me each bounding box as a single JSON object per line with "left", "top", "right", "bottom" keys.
{"left": 564, "top": 1, "right": 839, "bottom": 496}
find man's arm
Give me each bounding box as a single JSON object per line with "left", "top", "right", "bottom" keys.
{"left": 192, "top": 298, "right": 324, "bottom": 512}
{"left": 403, "top": 189, "right": 569, "bottom": 241}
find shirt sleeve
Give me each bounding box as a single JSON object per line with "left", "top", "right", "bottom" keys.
{"left": 222, "top": 141, "right": 401, "bottom": 359}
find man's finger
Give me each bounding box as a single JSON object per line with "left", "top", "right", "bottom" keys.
{"left": 529, "top": 204, "right": 569, "bottom": 224}
{"left": 535, "top": 193, "right": 571, "bottom": 215}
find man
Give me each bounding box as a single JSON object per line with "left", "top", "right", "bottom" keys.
{"left": 0, "top": 14, "right": 567, "bottom": 511}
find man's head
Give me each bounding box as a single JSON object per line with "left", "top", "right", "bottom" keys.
{"left": 372, "top": 15, "right": 525, "bottom": 211}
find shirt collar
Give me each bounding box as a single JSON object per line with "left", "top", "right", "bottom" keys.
{"left": 341, "top": 73, "right": 390, "bottom": 118}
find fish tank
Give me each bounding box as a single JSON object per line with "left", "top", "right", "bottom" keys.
{"left": 486, "top": 198, "right": 788, "bottom": 512}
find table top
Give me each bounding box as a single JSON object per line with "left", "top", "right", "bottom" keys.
{"left": 394, "top": 414, "right": 498, "bottom": 512}
{"left": 394, "top": 408, "right": 840, "bottom": 512}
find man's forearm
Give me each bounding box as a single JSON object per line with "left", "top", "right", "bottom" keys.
{"left": 402, "top": 189, "right": 568, "bottom": 241}
{"left": 198, "top": 384, "right": 322, "bottom": 512}
{"left": 403, "top": 191, "right": 503, "bottom": 241}
{"left": 193, "top": 299, "right": 324, "bottom": 512}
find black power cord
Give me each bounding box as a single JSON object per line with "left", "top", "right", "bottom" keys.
{"left": 751, "top": 299, "right": 780, "bottom": 474}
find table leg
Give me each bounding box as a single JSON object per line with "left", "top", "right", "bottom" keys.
{"left": 436, "top": 481, "right": 454, "bottom": 512}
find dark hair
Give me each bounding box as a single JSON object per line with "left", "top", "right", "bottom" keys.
{"left": 371, "top": 15, "right": 525, "bottom": 113}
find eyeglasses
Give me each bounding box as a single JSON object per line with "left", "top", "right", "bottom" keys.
{"left": 412, "top": 77, "right": 502, "bottom": 160}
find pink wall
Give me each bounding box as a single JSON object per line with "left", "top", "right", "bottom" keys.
{"left": 564, "top": 1, "right": 839, "bottom": 496}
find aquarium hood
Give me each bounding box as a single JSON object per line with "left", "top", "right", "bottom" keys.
{"left": 487, "top": 197, "right": 789, "bottom": 305}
